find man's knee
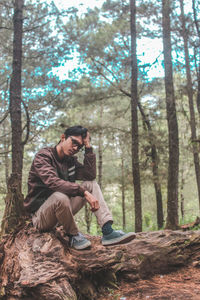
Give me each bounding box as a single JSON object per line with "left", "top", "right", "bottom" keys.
{"left": 52, "top": 192, "right": 71, "bottom": 209}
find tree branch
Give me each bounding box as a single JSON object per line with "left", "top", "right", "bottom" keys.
{"left": 0, "top": 150, "right": 11, "bottom": 156}
{"left": 192, "top": 0, "right": 200, "bottom": 39}
{"left": 0, "top": 26, "right": 12, "bottom": 30}
{"left": 21, "top": 99, "right": 30, "bottom": 146}
{"left": 0, "top": 110, "right": 9, "bottom": 124}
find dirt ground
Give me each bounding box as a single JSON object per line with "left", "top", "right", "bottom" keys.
{"left": 99, "top": 266, "right": 200, "bottom": 300}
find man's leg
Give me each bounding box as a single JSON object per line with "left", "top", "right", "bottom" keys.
{"left": 74, "top": 180, "right": 136, "bottom": 246}
{"left": 32, "top": 192, "right": 79, "bottom": 235}
{"left": 79, "top": 180, "right": 113, "bottom": 227}
{"left": 32, "top": 192, "right": 91, "bottom": 250}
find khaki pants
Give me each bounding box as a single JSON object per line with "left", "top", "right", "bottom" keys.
{"left": 32, "top": 181, "right": 113, "bottom": 235}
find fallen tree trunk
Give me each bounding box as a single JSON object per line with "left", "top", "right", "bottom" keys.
{"left": 180, "top": 216, "right": 200, "bottom": 231}
{"left": 1, "top": 223, "right": 200, "bottom": 300}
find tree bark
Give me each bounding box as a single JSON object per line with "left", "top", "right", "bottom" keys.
{"left": 130, "top": 0, "right": 142, "bottom": 232}
{"left": 162, "top": 0, "right": 179, "bottom": 229}
{"left": 1, "top": 224, "right": 200, "bottom": 299}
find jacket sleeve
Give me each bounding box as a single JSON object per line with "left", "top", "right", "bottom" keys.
{"left": 75, "top": 147, "right": 96, "bottom": 181}
{"left": 33, "top": 150, "right": 85, "bottom": 197}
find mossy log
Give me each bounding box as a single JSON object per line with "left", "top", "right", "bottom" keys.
{"left": 1, "top": 224, "right": 200, "bottom": 300}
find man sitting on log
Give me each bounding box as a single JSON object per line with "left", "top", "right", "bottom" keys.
{"left": 24, "top": 125, "right": 135, "bottom": 250}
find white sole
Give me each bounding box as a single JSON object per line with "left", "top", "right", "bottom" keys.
{"left": 73, "top": 240, "right": 91, "bottom": 250}
{"left": 102, "top": 232, "right": 136, "bottom": 246}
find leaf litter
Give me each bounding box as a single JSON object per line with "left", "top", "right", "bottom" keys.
{"left": 98, "top": 266, "right": 200, "bottom": 299}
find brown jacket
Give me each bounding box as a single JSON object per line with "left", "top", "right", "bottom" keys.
{"left": 24, "top": 146, "right": 96, "bottom": 213}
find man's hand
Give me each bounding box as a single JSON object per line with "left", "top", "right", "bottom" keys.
{"left": 84, "top": 191, "right": 100, "bottom": 212}
{"left": 83, "top": 131, "right": 91, "bottom": 148}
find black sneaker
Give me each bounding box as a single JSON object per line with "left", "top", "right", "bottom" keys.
{"left": 69, "top": 232, "right": 91, "bottom": 250}
{"left": 102, "top": 230, "right": 136, "bottom": 246}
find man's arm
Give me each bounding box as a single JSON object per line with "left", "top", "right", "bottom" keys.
{"left": 75, "top": 131, "right": 96, "bottom": 181}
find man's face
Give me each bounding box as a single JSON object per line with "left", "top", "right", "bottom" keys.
{"left": 61, "top": 135, "right": 84, "bottom": 156}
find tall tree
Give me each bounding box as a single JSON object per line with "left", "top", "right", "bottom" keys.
{"left": 192, "top": 0, "right": 200, "bottom": 115}
{"left": 98, "top": 101, "right": 104, "bottom": 189}
{"left": 138, "top": 101, "right": 164, "bottom": 229}
{"left": 179, "top": 0, "right": 200, "bottom": 211}
{"left": 162, "top": 0, "right": 179, "bottom": 229}
{"left": 121, "top": 155, "right": 126, "bottom": 229}
{"left": 130, "top": 0, "right": 142, "bottom": 232}
{"left": 1, "top": 0, "right": 24, "bottom": 234}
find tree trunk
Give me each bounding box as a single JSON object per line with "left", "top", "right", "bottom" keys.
{"left": 162, "top": 0, "right": 179, "bottom": 229}
{"left": 196, "top": 65, "right": 200, "bottom": 115}
{"left": 98, "top": 103, "right": 103, "bottom": 189}
{"left": 10, "top": 0, "right": 23, "bottom": 182}
{"left": 2, "top": 79, "right": 10, "bottom": 191}
{"left": 130, "top": 0, "right": 142, "bottom": 232}
{"left": 118, "top": 92, "right": 164, "bottom": 229}
{"left": 121, "top": 156, "right": 126, "bottom": 230}
{"left": 1, "top": 224, "right": 200, "bottom": 299}
{"left": 2, "top": 122, "right": 10, "bottom": 192}
{"left": 1, "top": 0, "right": 24, "bottom": 235}
{"left": 180, "top": 0, "right": 200, "bottom": 212}
{"left": 192, "top": 0, "right": 200, "bottom": 115}
{"left": 138, "top": 101, "right": 164, "bottom": 229}
{"left": 151, "top": 144, "right": 164, "bottom": 229}
{"left": 98, "top": 132, "right": 103, "bottom": 189}
{"left": 180, "top": 169, "right": 185, "bottom": 220}
{"left": 84, "top": 203, "right": 92, "bottom": 234}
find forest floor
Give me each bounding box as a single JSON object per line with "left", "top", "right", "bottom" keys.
{"left": 98, "top": 265, "right": 200, "bottom": 300}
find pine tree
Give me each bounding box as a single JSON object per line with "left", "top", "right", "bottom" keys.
{"left": 162, "top": 0, "right": 179, "bottom": 229}
{"left": 1, "top": 0, "right": 24, "bottom": 234}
